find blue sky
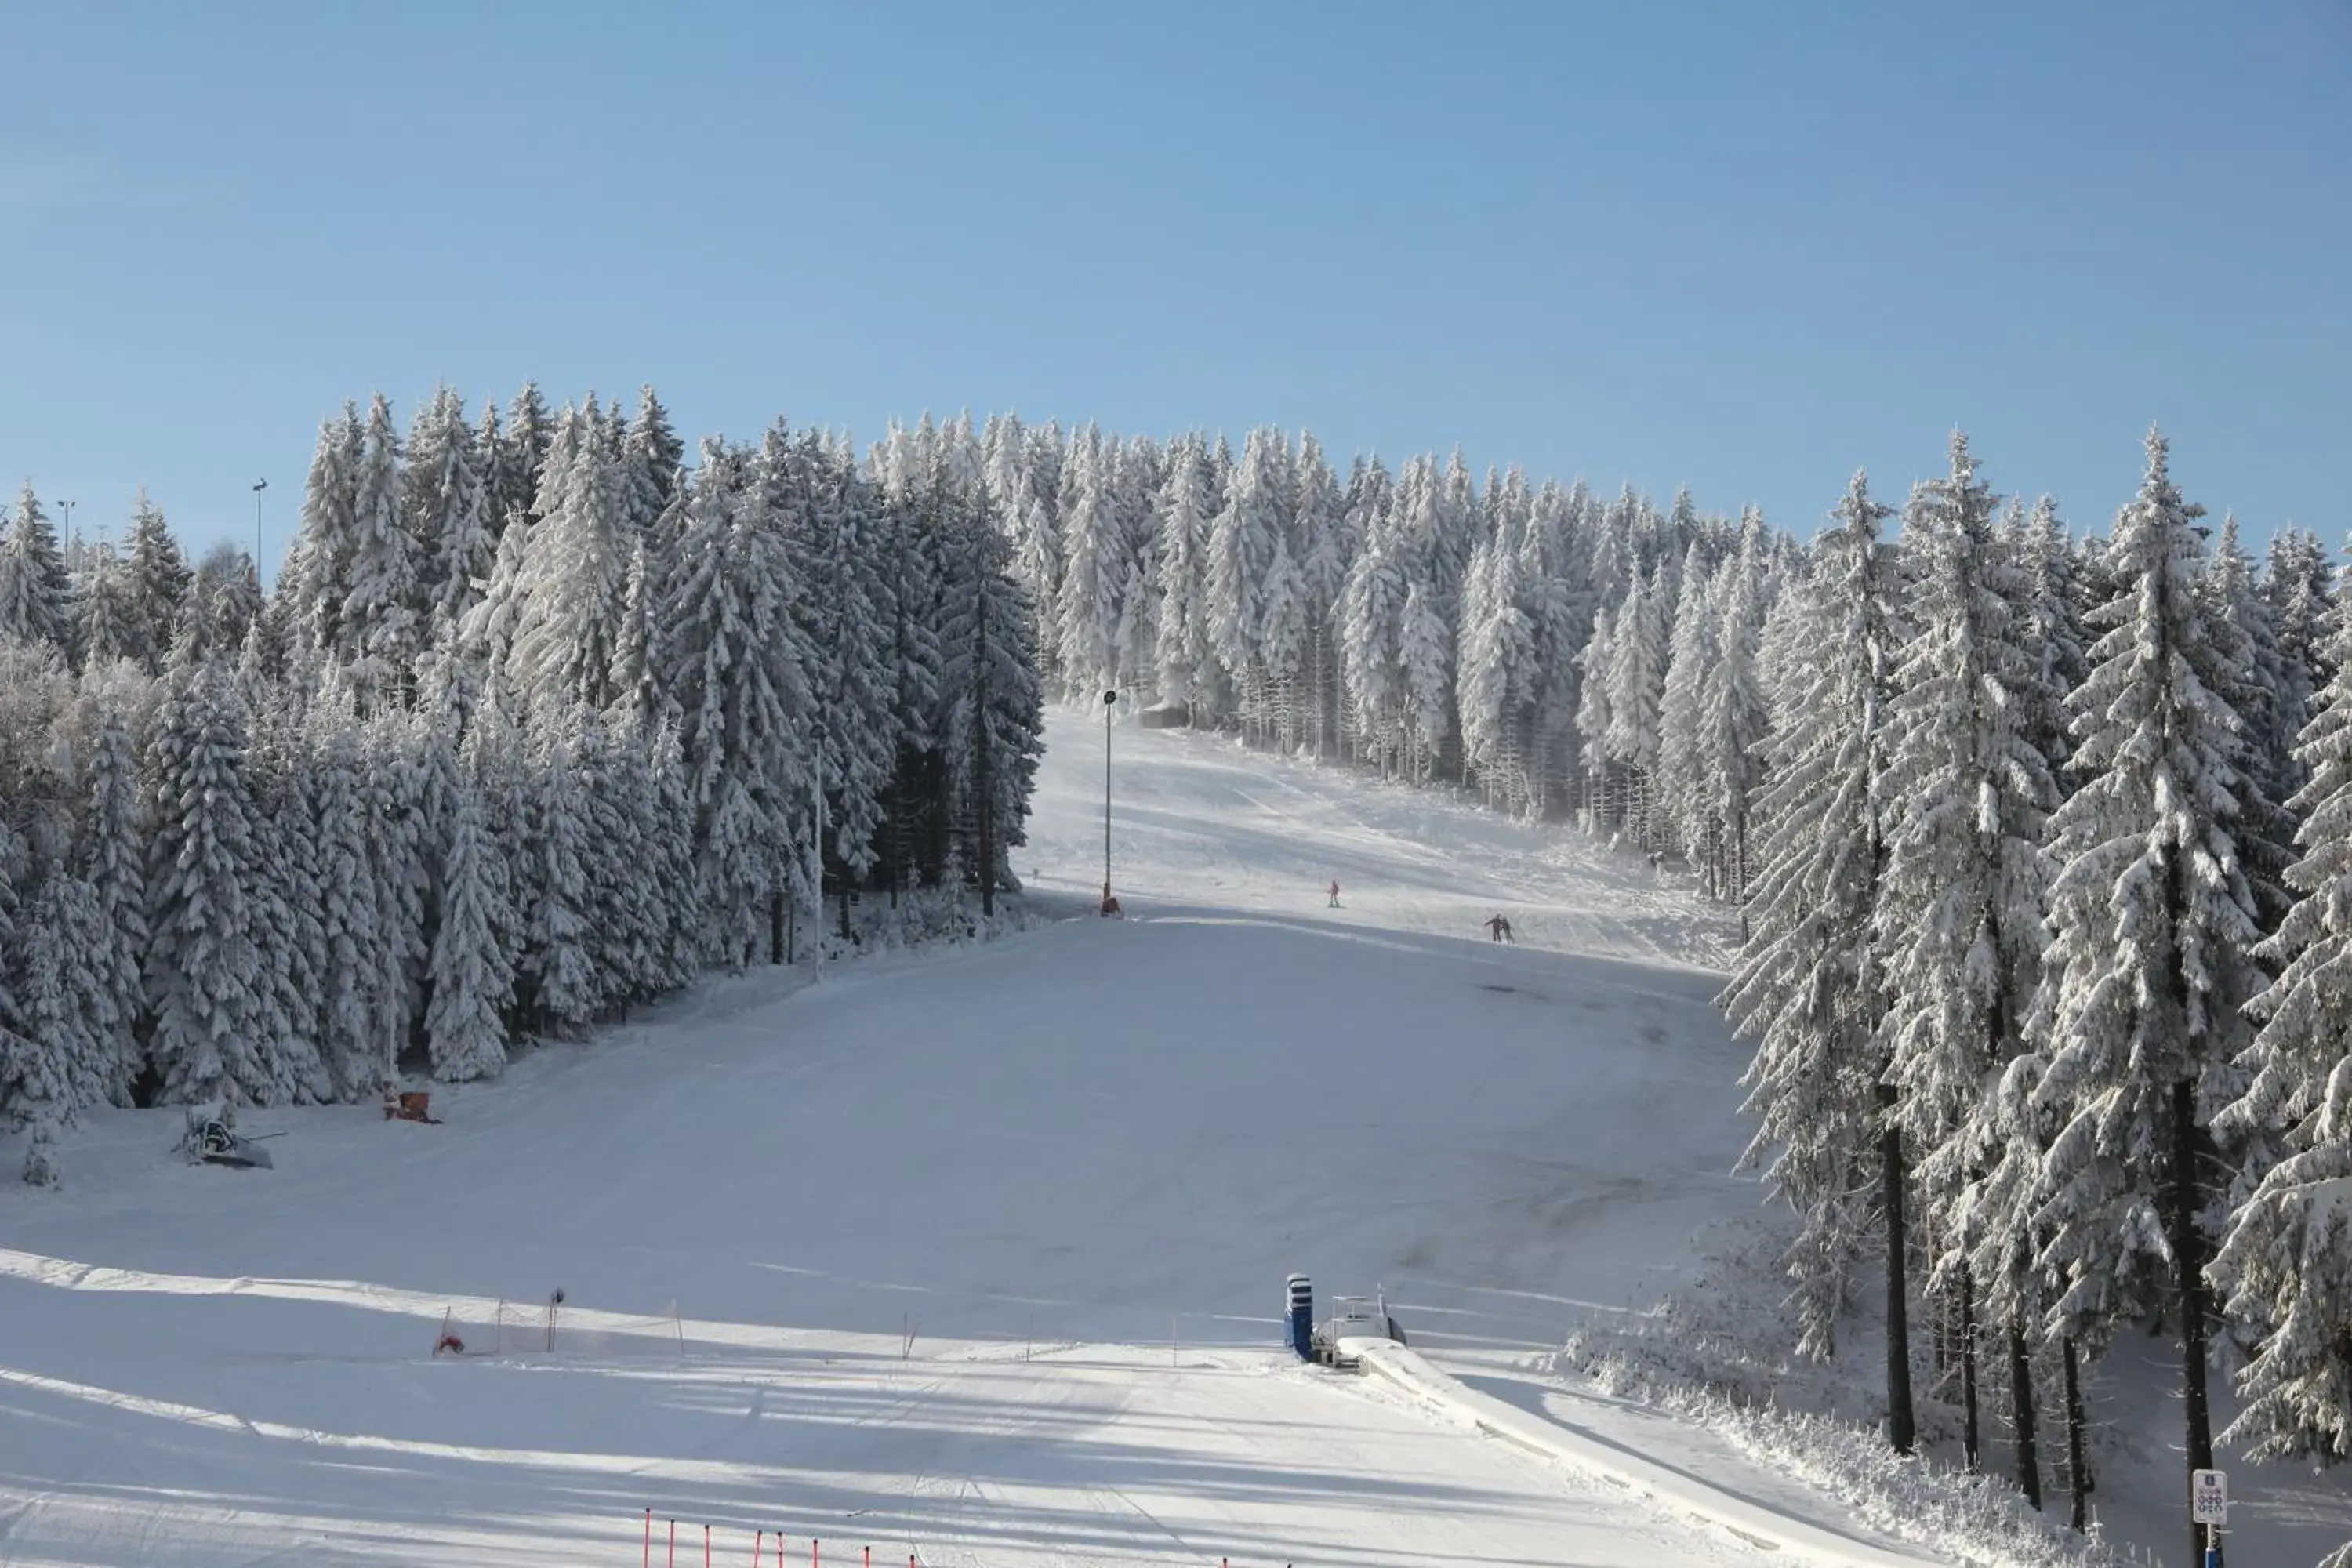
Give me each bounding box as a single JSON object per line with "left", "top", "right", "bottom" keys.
{"left": 1, "top": 2, "right": 2343, "bottom": 572}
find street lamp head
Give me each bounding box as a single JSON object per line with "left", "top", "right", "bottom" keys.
{"left": 1103, "top": 690, "right": 1117, "bottom": 706}
{"left": 253, "top": 478, "right": 267, "bottom": 492}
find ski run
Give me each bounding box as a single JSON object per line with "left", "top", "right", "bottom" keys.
{"left": 2, "top": 397, "right": 2350, "bottom": 1566}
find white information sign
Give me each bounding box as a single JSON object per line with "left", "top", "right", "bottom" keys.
{"left": 2190, "top": 1468, "right": 2229, "bottom": 1525}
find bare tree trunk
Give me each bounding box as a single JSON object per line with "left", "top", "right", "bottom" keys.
{"left": 1958, "top": 1269, "right": 1980, "bottom": 1472}
{"left": 2009, "top": 1315, "right": 2041, "bottom": 1509}
{"left": 2063, "top": 1335, "right": 2089, "bottom": 1532}
{"left": 1880, "top": 1082, "right": 1916, "bottom": 1455}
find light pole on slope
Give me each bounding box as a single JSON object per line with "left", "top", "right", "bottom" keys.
{"left": 1100, "top": 688, "right": 1119, "bottom": 916}
{"left": 252, "top": 479, "right": 267, "bottom": 590}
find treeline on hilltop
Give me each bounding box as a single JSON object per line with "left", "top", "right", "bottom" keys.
{"left": 0, "top": 386, "right": 1045, "bottom": 1160}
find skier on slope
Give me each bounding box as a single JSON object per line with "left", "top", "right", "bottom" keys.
{"left": 1485, "top": 913, "right": 1514, "bottom": 944}
{"left": 1328, "top": 879, "right": 1342, "bottom": 909}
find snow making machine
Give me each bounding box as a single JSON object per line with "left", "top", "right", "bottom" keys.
{"left": 1287, "top": 1274, "right": 1406, "bottom": 1370}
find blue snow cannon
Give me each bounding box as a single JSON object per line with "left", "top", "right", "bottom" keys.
{"left": 1287, "top": 1273, "right": 1313, "bottom": 1361}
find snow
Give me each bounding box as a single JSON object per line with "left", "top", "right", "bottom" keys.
{"left": 0, "top": 712, "right": 2018, "bottom": 1564}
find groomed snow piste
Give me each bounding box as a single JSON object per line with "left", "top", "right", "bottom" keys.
{"left": 0, "top": 713, "right": 1938, "bottom": 1567}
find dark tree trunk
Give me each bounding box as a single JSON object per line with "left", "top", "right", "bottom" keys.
{"left": 1959, "top": 1269, "right": 1980, "bottom": 1472}
{"left": 2009, "top": 1315, "right": 2042, "bottom": 1510}
{"left": 2170, "top": 1074, "right": 2216, "bottom": 1568}
{"left": 773, "top": 888, "right": 789, "bottom": 966}
{"left": 975, "top": 671, "right": 997, "bottom": 920}
{"left": 1879, "top": 1080, "right": 1916, "bottom": 1455}
{"left": 2063, "top": 1336, "right": 2089, "bottom": 1533}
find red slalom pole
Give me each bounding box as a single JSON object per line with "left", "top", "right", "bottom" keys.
{"left": 753, "top": 1530, "right": 765, "bottom": 1566}
{"left": 644, "top": 1508, "right": 652, "bottom": 1568}
{"left": 864, "top": 1550, "right": 871, "bottom": 1568}
{"left": 812, "top": 1540, "right": 820, "bottom": 1568}
{"left": 705, "top": 1523, "right": 712, "bottom": 1568}
{"left": 668, "top": 1519, "right": 677, "bottom": 1568}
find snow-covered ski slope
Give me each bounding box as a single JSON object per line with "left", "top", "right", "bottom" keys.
{"left": 0, "top": 713, "right": 1935, "bottom": 1567}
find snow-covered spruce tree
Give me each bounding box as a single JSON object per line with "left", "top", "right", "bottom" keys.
{"left": 2030, "top": 430, "right": 2260, "bottom": 1563}
{"left": 508, "top": 398, "right": 631, "bottom": 717}
{"left": 1393, "top": 456, "right": 1458, "bottom": 782}
{"left": 621, "top": 384, "right": 684, "bottom": 541}
{"left": 1602, "top": 561, "right": 1669, "bottom": 846}
{"left": 1699, "top": 514, "right": 1771, "bottom": 903}
{"left": 423, "top": 766, "right": 514, "bottom": 1080}
{"left": 2263, "top": 528, "right": 2334, "bottom": 800}
{"left": 1720, "top": 470, "right": 1913, "bottom": 1449}
{"left": 2203, "top": 512, "right": 2296, "bottom": 933}
{"left": 1293, "top": 432, "right": 1355, "bottom": 757}
{"left": 74, "top": 539, "right": 137, "bottom": 669}
{"left": 1340, "top": 464, "right": 1410, "bottom": 776}
{"left": 72, "top": 684, "right": 149, "bottom": 1099}
{"left": 786, "top": 430, "right": 898, "bottom": 890}
{"left": 1522, "top": 479, "right": 1597, "bottom": 818}
{"left": 0, "top": 484, "right": 75, "bottom": 659}
{"left": 1573, "top": 598, "right": 1617, "bottom": 826}
{"left": 939, "top": 479, "right": 1045, "bottom": 913}
{"left": 1207, "top": 428, "right": 1290, "bottom": 736}
{"left": 144, "top": 661, "right": 285, "bottom": 1105}
{"left": 341, "top": 391, "right": 421, "bottom": 710}
{"left": 659, "top": 439, "right": 815, "bottom": 966}
{"left": 1152, "top": 434, "right": 1218, "bottom": 717}
{"left": 1457, "top": 514, "right": 1536, "bottom": 811}
{"left": 1877, "top": 433, "right": 2055, "bottom": 1477}
{"left": 1110, "top": 436, "right": 1163, "bottom": 710}
{"left": 2211, "top": 558, "right": 2352, "bottom": 1474}
{"left": 1654, "top": 543, "right": 1715, "bottom": 860}
{"left": 1013, "top": 420, "right": 1066, "bottom": 691}
{"left": 495, "top": 381, "right": 556, "bottom": 534}
{"left": 517, "top": 713, "right": 597, "bottom": 1031}
{"left": 406, "top": 385, "right": 494, "bottom": 631}
{"left": 306, "top": 691, "right": 385, "bottom": 1098}
{"left": 288, "top": 405, "right": 363, "bottom": 657}
{"left": 122, "top": 491, "right": 191, "bottom": 675}
{"left": 1055, "top": 426, "right": 1125, "bottom": 700}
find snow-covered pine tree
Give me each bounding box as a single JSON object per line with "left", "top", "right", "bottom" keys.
{"left": 1457, "top": 517, "right": 1536, "bottom": 810}
{"left": 1654, "top": 543, "right": 1715, "bottom": 859}
{"left": 2204, "top": 512, "right": 2296, "bottom": 931}
{"left": 622, "top": 385, "right": 684, "bottom": 540}
{"left": 498, "top": 382, "right": 556, "bottom": 534}
{"left": 305, "top": 691, "right": 384, "bottom": 1098}
{"left": 1014, "top": 420, "right": 1066, "bottom": 689}
{"left": 2031, "top": 430, "right": 2263, "bottom": 1560}
{"left": 1341, "top": 467, "right": 1410, "bottom": 777}
{"left": 122, "top": 491, "right": 191, "bottom": 675}
{"left": 74, "top": 539, "right": 137, "bottom": 670}
{"left": 1152, "top": 434, "right": 1218, "bottom": 718}
{"left": 423, "top": 764, "right": 514, "bottom": 1079}
{"left": 938, "top": 478, "right": 1045, "bottom": 913}
{"left": 1207, "top": 429, "right": 1290, "bottom": 735}
{"left": 73, "top": 684, "right": 149, "bottom": 1100}
{"left": 1720, "top": 470, "right": 1912, "bottom": 1449}
{"left": 1877, "top": 433, "right": 2054, "bottom": 1476}
{"left": 1698, "top": 514, "right": 1771, "bottom": 902}
{"left": 787, "top": 431, "right": 898, "bottom": 887}
{"left": 2212, "top": 551, "right": 2352, "bottom": 1472}
{"left": 0, "top": 484, "right": 75, "bottom": 657}
{"left": 508, "top": 399, "right": 630, "bottom": 717}
{"left": 2263, "top": 528, "right": 2334, "bottom": 804}
{"left": 144, "top": 661, "right": 283, "bottom": 1104}
{"left": 339, "top": 392, "right": 421, "bottom": 709}
{"left": 1573, "top": 599, "right": 1617, "bottom": 826}
{"left": 1055, "top": 426, "right": 1125, "bottom": 700}
{"left": 517, "top": 715, "right": 597, "bottom": 1031}
{"left": 406, "top": 386, "right": 494, "bottom": 632}
{"left": 1602, "top": 561, "right": 1669, "bottom": 844}
{"left": 2009, "top": 497, "right": 2089, "bottom": 797}
{"left": 1293, "top": 434, "right": 1355, "bottom": 758}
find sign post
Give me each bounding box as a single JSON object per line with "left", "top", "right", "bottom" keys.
{"left": 2190, "top": 1468, "right": 2227, "bottom": 1567}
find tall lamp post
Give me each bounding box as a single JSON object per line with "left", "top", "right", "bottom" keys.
{"left": 252, "top": 479, "right": 267, "bottom": 576}
{"left": 1100, "top": 688, "right": 1119, "bottom": 916}
{"left": 57, "top": 499, "right": 74, "bottom": 543}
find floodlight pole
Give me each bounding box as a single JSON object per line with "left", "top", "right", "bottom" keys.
{"left": 1102, "top": 688, "right": 1118, "bottom": 911}
{"left": 252, "top": 479, "right": 268, "bottom": 589}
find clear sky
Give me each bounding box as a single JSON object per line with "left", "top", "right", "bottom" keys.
{"left": 2, "top": 2, "right": 2343, "bottom": 572}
